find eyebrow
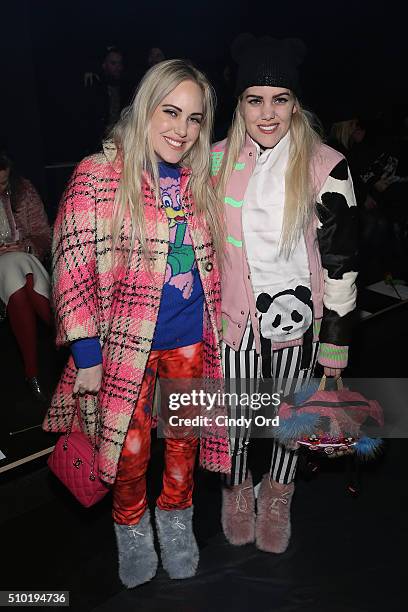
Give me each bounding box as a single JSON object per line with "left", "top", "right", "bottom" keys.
{"left": 245, "top": 92, "right": 291, "bottom": 100}
{"left": 162, "top": 104, "right": 203, "bottom": 117}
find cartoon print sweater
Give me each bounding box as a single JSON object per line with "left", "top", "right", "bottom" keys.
{"left": 71, "top": 162, "right": 204, "bottom": 367}
{"left": 151, "top": 161, "right": 204, "bottom": 349}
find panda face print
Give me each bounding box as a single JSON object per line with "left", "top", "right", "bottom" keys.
{"left": 256, "top": 286, "right": 313, "bottom": 343}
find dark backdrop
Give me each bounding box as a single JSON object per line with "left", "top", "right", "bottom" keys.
{"left": 1, "top": 0, "right": 407, "bottom": 192}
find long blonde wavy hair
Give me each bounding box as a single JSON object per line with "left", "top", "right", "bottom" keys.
{"left": 110, "top": 59, "right": 224, "bottom": 258}
{"left": 216, "top": 95, "right": 322, "bottom": 257}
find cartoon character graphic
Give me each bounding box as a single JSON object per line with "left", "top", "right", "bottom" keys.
{"left": 161, "top": 176, "right": 195, "bottom": 299}
{"left": 256, "top": 286, "right": 314, "bottom": 377}
{"left": 256, "top": 286, "right": 313, "bottom": 344}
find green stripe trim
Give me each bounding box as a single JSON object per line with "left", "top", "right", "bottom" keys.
{"left": 318, "top": 343, "right": 348, "bottom": 361}
{"left": 227, "top": 235, "right": 243, "bottom": 247}
{"left": 210, "top": 151, "right": 224, "bottom": 176}
{"left": 224, "top": 196, "right": 243, "bottom": 208}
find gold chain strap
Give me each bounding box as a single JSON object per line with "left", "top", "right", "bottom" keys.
{"left": 62, "top": 397, "right": 100, "bottom": 481}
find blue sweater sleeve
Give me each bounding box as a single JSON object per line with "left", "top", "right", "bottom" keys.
{"left": 71, "top": 337, "right": 103, "bottom": 368}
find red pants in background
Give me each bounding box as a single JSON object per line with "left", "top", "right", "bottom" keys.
{"left": 112, "top": 342, "right": 202, "bottom": 525}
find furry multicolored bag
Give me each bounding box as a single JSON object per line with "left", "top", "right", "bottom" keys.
{"left": 276, "top": 376, "right": 384, "bottom": 458}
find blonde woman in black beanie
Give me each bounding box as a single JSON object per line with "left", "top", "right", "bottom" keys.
{"left": 212, "top": 35, "right": 358, "bottom": 553}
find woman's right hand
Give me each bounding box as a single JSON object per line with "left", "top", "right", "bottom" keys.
{"left": 73, "top": 364, "right": 103, "bottom": 396}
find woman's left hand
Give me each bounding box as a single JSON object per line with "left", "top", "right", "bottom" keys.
{"left": 324, "top": 367, "right": 342, "bottom": 379}
{"left": 0, "top": 241, "right": 25, "bottom": 255}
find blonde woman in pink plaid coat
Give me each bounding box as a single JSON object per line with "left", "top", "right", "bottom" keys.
{"left": 43, "top": 60, "right": 230, "bottom": 587}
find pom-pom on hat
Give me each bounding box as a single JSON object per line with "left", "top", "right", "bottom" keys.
{"left": 232, "top": 33, "right": 306, "bottom": 97}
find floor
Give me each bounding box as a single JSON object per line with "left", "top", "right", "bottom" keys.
{"left": 0, "top": 287, "right": 406, "bottom": 612}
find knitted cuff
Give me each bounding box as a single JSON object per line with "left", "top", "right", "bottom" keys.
{"left": 71, "top": 337, "right": 102, "bottom": 369}
{"left": 317, "top": 343, "right": 348, "bottom": 369}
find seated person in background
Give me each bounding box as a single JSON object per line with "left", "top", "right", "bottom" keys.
{"left": 329, "top": 115, "right": 408, "bottom": 207}
{"left": 328, "top": 117, "right": 372, "bottom": 203}
{"left": 329, "top": 115, "right": 408, "bottom": 280}
{"left": 80, "top": 46, "right": 131, "bottom": 156}
{"left": 147, "top": 46, "right": 166, "bottom": 68}
{"left": 0, "top": 151, "right": 53, "bottom": 402}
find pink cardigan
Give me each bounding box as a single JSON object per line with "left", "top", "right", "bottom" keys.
{"left": 43, "top": 150, "right": 231, "bottom": 483}
{"left": 211, "top": 136, "right": 350, "bottom": 368}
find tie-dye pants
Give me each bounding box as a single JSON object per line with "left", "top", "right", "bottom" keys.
{"left": 112, "top": 342, "right": 202, "bottom": 525}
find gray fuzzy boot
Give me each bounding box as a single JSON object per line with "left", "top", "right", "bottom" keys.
{"left": 114, "top": 509, "right": 158, "bottom": 588}
{"left": 155, "top": 506, "right": 199, "bottom": 579}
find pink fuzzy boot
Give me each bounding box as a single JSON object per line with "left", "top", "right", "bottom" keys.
{"left": 221, "top": 473, "right": 255, "bottom": 545}
{"left": 255, "top": 475, "right": 294, "bottom": 553}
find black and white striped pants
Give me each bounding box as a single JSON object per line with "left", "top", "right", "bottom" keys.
{"left": 222, "top": 341, "right": 319, "bottom": 486}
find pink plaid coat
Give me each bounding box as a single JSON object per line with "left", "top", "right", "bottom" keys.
{"left": 43, "top": 148, "right": 231, "bottom": 484}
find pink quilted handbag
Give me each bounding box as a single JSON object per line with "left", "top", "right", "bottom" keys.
{"left": 48, "top": 405, "right": 109, "bottom": 507}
